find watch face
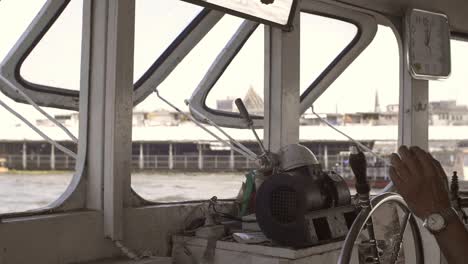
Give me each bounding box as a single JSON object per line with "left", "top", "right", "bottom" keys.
{"left": 406, "top": 9, "right": 451, "bottom": 80}
{"left": 426, "top": 213, "right": 446, "bottom": 231}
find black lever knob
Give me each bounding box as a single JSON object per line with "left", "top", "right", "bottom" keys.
{"left": 349, "top": 147, "right": 370, "bottom": 195}
{"left": 235, "top": 98, "right": 253, "bottom": 127}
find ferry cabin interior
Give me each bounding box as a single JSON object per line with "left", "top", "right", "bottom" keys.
{"left": 0, "top": 0, "right": 467, "bottom": 263}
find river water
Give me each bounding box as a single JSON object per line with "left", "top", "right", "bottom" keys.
{"left": 0, "top": 172, "right": 246, "bottom": 214}
{"left": 0, "top": 171, "right": 391, "bottom": 215}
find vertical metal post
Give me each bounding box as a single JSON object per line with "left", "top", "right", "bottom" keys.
{"left": 399, "top": 24, "right": 429, "bottom": 150}
{"left": 155, "top": 155, "right": 158, "bottom": 169}
{"left": 102, "top": 0, "right": 135, "bottom": 240}
{"left": 230, "top": 149, "right": 234, "bottom": 170}
{"left": 81, "top": 0, "right": 135, "bottom": 240}
{"left": 37, "top": 155, "right": 40, "bottom": 168}
{"left": 139, "top": 143, "right": 144, "bottom": 169}
{"left": 264, "top": 12, "right": 300, "bottom": 153}
{"left": 198, "top": 143, "right": 203, "bottom": 170}
{"left": 50, "top": 144, "right": 55, "bottom": 170}
{"left": 22, "top": 142, "right": 27, "bottom": 170}
{"left": 395, "top": 20, "right": 436, "bottom": 264}
{"left": 169, "top": 143, "right": 174, "bottom": 170}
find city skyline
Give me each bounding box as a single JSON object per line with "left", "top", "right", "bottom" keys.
{"left": 0, "top": 0, "right": 467, "bottom": 127}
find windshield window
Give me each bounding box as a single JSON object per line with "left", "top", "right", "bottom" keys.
{"left": 429, "top": 39, "right": 468, "bottom": 183}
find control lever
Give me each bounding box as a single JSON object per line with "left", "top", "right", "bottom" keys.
{"left": 349, "top": 146, "right": 371, "bottom": 197}
{"left": 235, "top": 98, "right": 270, "bottom": 164}
{"left": 349, "top": 146, "right": 380, "bottom": 263}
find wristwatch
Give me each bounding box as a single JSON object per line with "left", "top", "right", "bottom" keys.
{"left": 423, "top": 207, "right": 459, "bottom": 234}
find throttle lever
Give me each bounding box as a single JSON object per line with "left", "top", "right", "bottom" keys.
{"left": 235, "top": 98, "right": 253, "bottom": 127}
{"left": 235, "top": 98, "right": 271, "bottom": 166}
{"left": 349, "top": 146, "right": 370, "bottom": 196}
{"left": 349, "top": 147, "right": 380, "bottom": 263}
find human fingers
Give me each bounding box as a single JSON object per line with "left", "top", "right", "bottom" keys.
{"left": 398, "top": 146, "right": 423, "bottom": 179}
{"left": 430, "top": 155, "right": 450, "bottom": 193}
{"left": 390, "top": 153, "right": 410, "bottom": 182}
{"left": 389, "top": 166, "right": 404, "bottom": 191}
{"left": 410, "top": 146, "right": 438, "bottom": 175}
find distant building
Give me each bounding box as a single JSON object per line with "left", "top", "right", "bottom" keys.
{"left": 386, "top": 104, "right": 399, "bottom": 113}
{"left": 343, "top": 113, "right": 362, "bottom": 125}
{"left": 133, "top": 111, "right": 146, "bottom": 126}
{"left": 374, "top": 91, "right": 381, "bottom": 113}
{"left": 243, "top": 86, "right": 264, "bottom": 115}
{"left": 36, "top": 113, "right": 79, "bottom": 127}
{"left": 145, "top": 111, "right": 181, "bottom": 126}
{"left": 216, "top": 98, "right": 234, "bottom": 112}
{"left": 300, "top": 113, "right": 343, "bottom": 126}
{"left": 430, "top": 100, "right": 468, "bottom": 126}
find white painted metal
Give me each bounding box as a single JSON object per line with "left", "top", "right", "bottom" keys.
{"left": 398, "top": 19, "right": 430, "bottom": 150}
{"left": 0, "top": 0, "right": 462, "bottom": 263}
{"left": 391, "top": 16, "right": 439, "bottom": 264}
{"left": 189, "top": 20, "right": 260, "bottom": 128}
{"left": 0, "top": 0, "right": 79, "bottom": 110}
{"left": 81, "top": 0, "right": 107, "bottom": 211}
{"left": 189, "top": 0, "right": 378, "bottom": 128}
{"left": 100, "top": 0, "right": 136, "bottom": 240}
{"left": 263, "top": 11, "right": 300, "bottom": 152}
{"left": 133, "top": 11, "right": 225, "bottom": 106}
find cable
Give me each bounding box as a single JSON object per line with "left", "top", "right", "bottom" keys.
{"left": 310, "top": 106, "right": 390, "bottom": 166}
{"left": 153, "top": 89, "right": 257, "bottom": 161}
{"left": 0, "top": 96, "right": 77, "bottom": 158}
{"left": 185, "top": 99, "right": 258, "bottom": 159}
{"left": 0, "top": 76, "right": 78, "bottom": 143}
{"left": 310, "top": 106, "right": 394, "bottom": 192}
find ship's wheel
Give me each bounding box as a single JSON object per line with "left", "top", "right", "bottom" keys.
{"left": 337, "top": 192, "right": 424, "bottom": 264}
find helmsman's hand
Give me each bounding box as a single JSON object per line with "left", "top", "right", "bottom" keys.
{"left": 389, "top": 145, "right": 450, "bottom": 219}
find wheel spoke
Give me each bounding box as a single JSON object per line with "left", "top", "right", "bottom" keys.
{"left": 389, "top": 212, "right": 412, "bottom": 264}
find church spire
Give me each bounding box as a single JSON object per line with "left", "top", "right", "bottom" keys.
{"left": 374, "top": 90, "right": 381, "bottom": 113}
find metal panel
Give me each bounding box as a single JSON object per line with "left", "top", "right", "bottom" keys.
{"left": 264, "top": 11, "right": 301, "bottom": 152}
{"left": 398, "top": 18, "right": 429, "bottom": 150}
{"left": 101, "top": 0, "right": 136, "bottom": 240}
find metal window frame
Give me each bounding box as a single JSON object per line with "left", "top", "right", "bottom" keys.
{"left": 181, "top": 0, "right": 300, "bottom": 31}
{"left": 189, "top": 0, "right": 378, "bottom": 128}
{"left": 0, "top": 0, "right": 224, "bottom": 110}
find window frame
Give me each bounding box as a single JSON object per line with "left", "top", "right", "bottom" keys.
{"left": 188, "top": 0, "right": 378, "bottom": 128}
{"left": 0, "top": 0, "right": 223, "bottom": 110}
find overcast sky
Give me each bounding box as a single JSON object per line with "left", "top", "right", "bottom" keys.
{"left": 0, "top": 0, "right": 467, "bottom": 125}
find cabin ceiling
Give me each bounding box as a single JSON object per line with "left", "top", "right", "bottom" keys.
{"left": 331, "top": 0, "right": 468, "bottom": 35}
